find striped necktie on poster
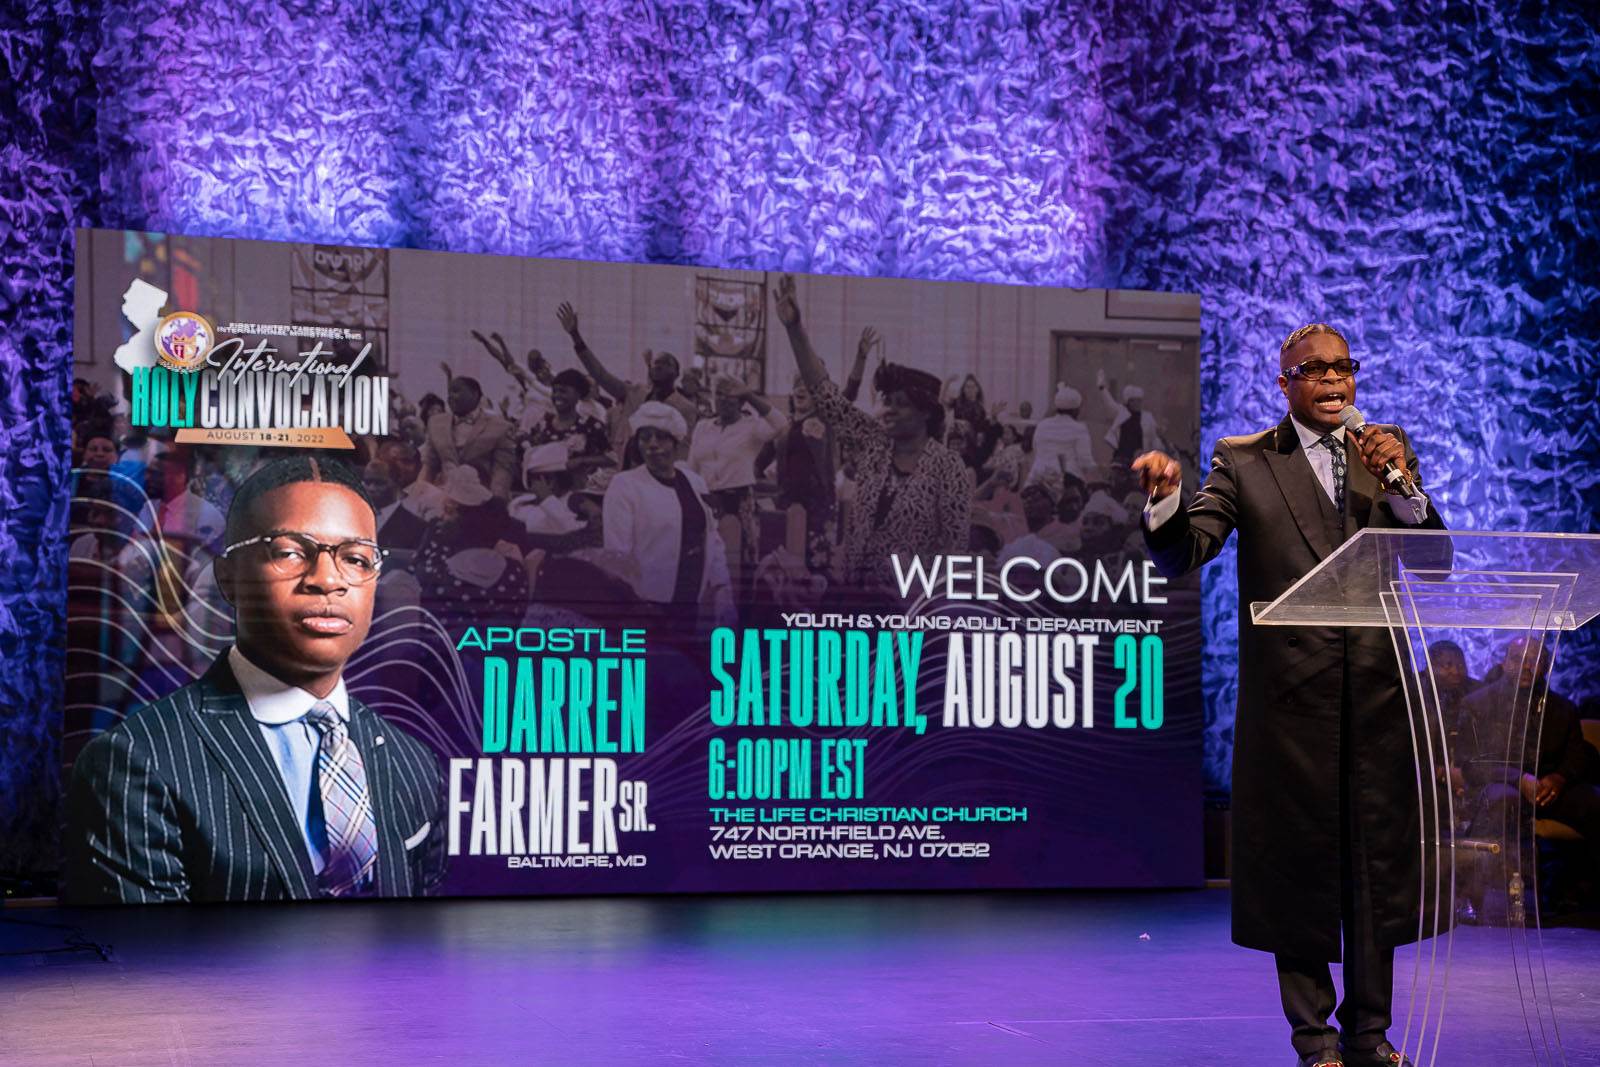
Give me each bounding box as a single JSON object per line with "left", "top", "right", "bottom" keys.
{"left": 1318, "top": 433, "right": 1347, "bottom": 513}
{"left": 306, "top": 700, "right": 379, "bottom": 897}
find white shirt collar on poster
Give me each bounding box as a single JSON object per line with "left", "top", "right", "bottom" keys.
{"left": 228, "top": 645, "right": 350, "bottom": 726}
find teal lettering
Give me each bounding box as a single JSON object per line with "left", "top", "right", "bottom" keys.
{"left": 130, "top": 368, "right": 150, "bottom": 425}
{"left": 708, "top": 627, "right": 735, "bottom": 725}
{"left": 620, "top": 659, "right": 644, "bottom": 752}
{"left": 481, "top": 657, "right": 507, "bottom": 753}
{"left": 180, "top": 371, "right": 199, "bottom": 426}
{"left": 817, "top": 630, "right": 843, "bottom": 726}
{"left": 1141, "top": 636, "right": 1164, "bottom": 729}
{"left": 540, "top": 659, "right": 566, "bottom": 751}
{"left": 844, "top": 631, "right": 869, "bottom": 726}
{"left": 567, "top": 659, "right": 594, "bottom": 752}
{"left": 593, "top": 657, "right": 616, "bottom": 753}
{"left": 1113, "top": 634, "right": 1137, "bottom": 728}
{"left": 509, "top": 658, "right": 537, "bottom": 752}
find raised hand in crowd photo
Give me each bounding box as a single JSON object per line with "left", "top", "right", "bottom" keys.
{"left": 772, "top": 273, "right": 970, "bottom": 596}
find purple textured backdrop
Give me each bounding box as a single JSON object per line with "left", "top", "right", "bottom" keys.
{"left": 2, "top": 0, "right": 1597, "bottom": 876}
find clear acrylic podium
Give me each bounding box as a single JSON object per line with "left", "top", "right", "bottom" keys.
{"left": 1251, "top": 529, "right": 1600, "bottom": 1067}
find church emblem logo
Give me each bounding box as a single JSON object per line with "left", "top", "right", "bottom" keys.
{"left": 154, "top": 311, "right": 215, "bottom": 372}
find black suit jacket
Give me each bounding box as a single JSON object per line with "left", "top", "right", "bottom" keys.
{"left": 378, "top": 500, "right": 430, "bottom": 552}
{"left": 1144, "top": 415, "right": 1448, "bottom": 959}
{"left": 1461, "top": 680, "right": 1598, "bottom": 787}
{"left": 65, "top": 654, "right": 447, "bottom": 904}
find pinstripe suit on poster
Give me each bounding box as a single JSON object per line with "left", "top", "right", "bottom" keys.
{"left": 65, "top": 653, "right": 447, "bottom": 904}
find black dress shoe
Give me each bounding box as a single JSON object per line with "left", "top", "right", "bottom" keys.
{"left": 1299, "top": 1052, "right": 1343, "bottom": 1067}
{"left": 1340, "top": 1041, "right": 1413, "bottom": 1066}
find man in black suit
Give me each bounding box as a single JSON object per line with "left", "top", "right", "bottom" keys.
{"left": 363, "top": 454, "right": 429, "bottom": 554}
{"left": 1134, "top": 324, "right": 1447, "bottom": 1067}
{"left": 1461, "top": 636, "right": 1600, "bottom": 846}
{"left": 66, "top": 456, "right": 447, "bottom": 903}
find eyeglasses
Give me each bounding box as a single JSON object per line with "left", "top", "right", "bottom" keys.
{"left": 221, "top": 531, "right": 387, "bottom": 584}
{"left": 1284, "top": 358, "right": 1360, "bottom": 381}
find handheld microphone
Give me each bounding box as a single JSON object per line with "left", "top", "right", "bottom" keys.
{"left": 1337, "top": 405, "right": 1416, "bottom": 498}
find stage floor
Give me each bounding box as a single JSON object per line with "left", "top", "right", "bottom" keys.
{"left": 2, "top": 888, "right": 1597, "bottom": 1066}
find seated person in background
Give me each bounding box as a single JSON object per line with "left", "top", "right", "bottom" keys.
{"left": 115, "top": 448, "right": 227, "bottom": 624}
{"left": 70, "top": 431, "right": 120, "bottom": 531}
{"left": 1430, "top": 639, "right": 1477, "bottom": 707}
{"left": 377, "top": 440, "right": 447, "bottom": 522}
{"left": 68, "top": 482, "right": 129, "bottom": 564}
{"left": 524, "top": 548, "right": 646, "bottom": 631}
{"left": 1428, "top": 639, "right": 1477, "bottom": 805}
{"left": 510, "top": 442, "right": 596, "bottom": 551}
{"left": 986, "top": 419, "right": 1032, "bottom": 491}
{"left": 413, "top": 466, "right": 536, "bottom": 629}
{"left": 422, "top": 375, "right": 517, "bottom": 499}
{"left": 967, "top": 520, "right": 1003, "bottom": 569}
{"left": 944, "top": 420, "right": 981, "bottom": 488}
{"left": 565, "top": 469, "right": 609, "bottom": 536}
{"left": 355, "top": 454, "right": 427, "bottom": 634}
{"left": 998, "top": 484, "right": 1061, "bottom": 567}
{"left": 1040, "top": 474, "right": 1087, "bottom": 555}
{"left": 144, "top": 446, "right": 226, "bottom": 552}
{"left": 363, "top": 457, "right": 429, "bottom": 556}
{"left": 417, "top": 392, "right": 446, "bottom": 428}
{"left": 1078, "top": 489, "right": 1133, "bottom": 564}
{"left": 74, "top": 429, "right": 119, "bottom": 476}
{"left": 1460, "top": 635, "right": 1600, "bottom": 846}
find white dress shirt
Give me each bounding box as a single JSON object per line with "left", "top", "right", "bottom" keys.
{"left": 1145, "top": 415, "right": 1429, "bottom": 529}
{"left": 1029, "top": 413, "right": 1096, "bottom": 484}
{"left": 228, "top": 645, "right": 351, "bottom": 874}
{"left": 688, "top": 409, "right": 788, "bottom": 492}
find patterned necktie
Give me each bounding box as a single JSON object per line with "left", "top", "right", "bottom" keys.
{"left": 306, "top": 700, "right": 379, "bottom": 897}
{"left": 1318, "top": 433, "right": 1347, "bottom": 513}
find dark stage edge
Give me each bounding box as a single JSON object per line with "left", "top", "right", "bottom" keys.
{"left": 2, "top": 888, "right": 1598, "bottom": 1066}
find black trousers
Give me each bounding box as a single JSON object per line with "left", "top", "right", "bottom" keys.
{"left": 1275, "top": 679, "right": 1395, "bottom": 1059}
{"left": 1274, "top": 873, "right": 1394, "bottom": 1057}
{"left": 1538, "top": 781, "right": 1600, "bottom": 841}
{"left": 1465, "top": 780, "right": 1600, "bottom": 910}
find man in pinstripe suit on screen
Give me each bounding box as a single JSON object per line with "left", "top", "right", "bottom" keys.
{"left": 66, "top": 456, "right": 447, "bottom": 903}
